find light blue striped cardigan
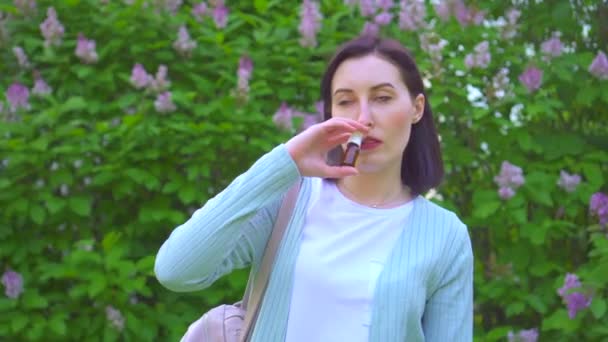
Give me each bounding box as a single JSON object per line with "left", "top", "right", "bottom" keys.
{"left": 154, "top": 144, "right": 474, "bottom": 342}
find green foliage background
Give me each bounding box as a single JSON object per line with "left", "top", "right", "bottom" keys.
{"left": 0, "top": 0, "right": 607, "bottom": 341}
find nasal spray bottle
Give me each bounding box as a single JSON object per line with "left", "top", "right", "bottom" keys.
{"left": 341, "top": 132, "right": 363, "bottom": 167}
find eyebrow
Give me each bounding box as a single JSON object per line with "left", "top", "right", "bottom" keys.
{"left": 333, "top": 82, "right": 395, "bottom": 96}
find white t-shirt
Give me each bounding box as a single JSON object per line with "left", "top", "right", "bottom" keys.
{"left": 284, "top": 178, "right": 413, "bottom": 342}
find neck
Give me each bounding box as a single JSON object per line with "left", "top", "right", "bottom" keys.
{"left": 336, "top": 169, "right": 413, "bottom": 208}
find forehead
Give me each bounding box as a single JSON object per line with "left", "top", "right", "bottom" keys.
{"left": 331, "top": 54, "right": 405, "bottom": 91}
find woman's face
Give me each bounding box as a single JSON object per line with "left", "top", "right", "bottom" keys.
{"left": 330, "top": 54, "right": 424, "bottom": 175}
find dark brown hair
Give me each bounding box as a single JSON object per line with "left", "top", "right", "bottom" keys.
{"left": 321, "top": 34, "right": 444, "bottom": 196}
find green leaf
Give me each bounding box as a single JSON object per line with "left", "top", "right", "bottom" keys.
{"left": 30, "top": 205, "right": 46, "bottom": 225}
{"left": 590, "top": 298, "right": 607, "bottom": 319}
{"left": 22, "top": 291, "right": 49, "bottom": 309}
{"left": 525, "top": 294, "right": 548, "bottom": 314}
{"left": 136, "top": 255, "right": 155, "bottom": 272}
{"left": 0, "top": 297, "right": 18, "bottom": 310}
{"left": 0, "top": 178, "right": 11, "bottom": 189}
{"left": 60, "top": 96, "right": 88, "bottom": 113}
{"left": 505, "top": 301, "right": 525, "bottom": 317}
{"left": 102, "top": 231, "right": 123, "bottom": 252}
{"left": 473, "top": 200, "right": 501, "bottom": 219}
{"left": 178, "top": 185, "right": 198, "bottom": 204}
{"left": 254, "top": 0, "right": 268, "bottom": 13}
{"left": 529, "top": 259, "right": 554, "bottom": 276}
{"left": 46, "top": 197, "right": 66, "bottom": 214}
{"left": 68, "top": 196, "right": 92, "bottom": 216}
{"left": 88, "top": 275, "right": 107, "bottom": 297}
{"left": 11, "top": 313, "right": 28, "bottom": 333}
{"left": 49, "top": 315, "right": 67, "bottom": 336}
{"left": 30, "top": 137, "right": 49, "bottom": 151}
{"left": 582, "top": 163, "right": 604, "bottom": 187}
{"left": 542, "top": 309, "right": 580, "bottom": 332}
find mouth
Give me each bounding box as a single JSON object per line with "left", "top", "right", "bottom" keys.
{"left": 361, "top": 137, "right": 382, "bottom": 150}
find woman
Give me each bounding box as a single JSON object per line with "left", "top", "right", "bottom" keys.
{"left": 155, "top": 34, "right": 473, "bottom": 342}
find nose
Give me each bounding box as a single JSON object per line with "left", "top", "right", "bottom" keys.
{"left": 357, "top": 102, "right": 373, "bottom": 128}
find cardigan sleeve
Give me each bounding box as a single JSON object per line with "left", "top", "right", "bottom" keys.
{"left": 154, "top": 144, "right": 301, "bottom": 292}
{"left": 422, "top": 222, "right": 474, "bottom": 342}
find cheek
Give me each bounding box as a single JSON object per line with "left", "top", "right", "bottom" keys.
{"left": 383, "top": 109, "right": 412, "bottom": 148}
{"left": 331, "top": 105, "right": 357, "bottom": 120}
{"left": 383, "top": 107, "right": 411, "bottom": 133}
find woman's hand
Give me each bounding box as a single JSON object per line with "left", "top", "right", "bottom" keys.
{"left": 285, "top": 118, "right": 370, "bottom": 178}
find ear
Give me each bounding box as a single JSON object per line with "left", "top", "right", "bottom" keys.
{"left": 412, "top": 93, "right": 425, "bottom": 123}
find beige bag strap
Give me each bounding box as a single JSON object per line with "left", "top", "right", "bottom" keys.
{"left": 239, "top": 181, "right": 301, "bottom": 342}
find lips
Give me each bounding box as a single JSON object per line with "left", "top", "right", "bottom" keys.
{"left": 361, "top": 137, "right": 382, "bottom": 150}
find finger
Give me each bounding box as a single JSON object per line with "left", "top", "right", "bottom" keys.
{"left": 321, "top": 164, "right": 359, "bottom": 178}
{"left": 326, "top": 132, "right": 352, "bottom": 146}
{"left": 322, "top": 120, "right": 368, "bottom": 135}
{"left": 329, "top": 117, "right": 371, "bottom": 133}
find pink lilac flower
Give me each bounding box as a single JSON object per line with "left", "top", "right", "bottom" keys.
{"left": 453, "top": 0, "right": 484, "bottom": 26}
{"left": 490, "top": 68, "right": 511, "bottom": 99}
{"left": 154, "top": 91, "right": 176, "bottom": 113}
{"left": 434, "top": 1, "right": 450, "bottom": 21}
{"left": 498, "top": 187, "right": 515, "bottom": 200}
{"left": 236, "top": 56, "right": 253, "bottom": 100}
{"left": 362, "top": 21, "right": 379, "bottom": 37}
{"left": 315, "top": 100, "right": 324, "bottom": 117}
{"left": 238, "top": 56, "right": 253, "bottom": 79}
{"left": 558, "top": 273, "right": 582, "bottom": 296}
{"left": 557, "top": 273, "right": 591, "bottom": 319}
{"left": 494, "top": 161, "right": 524, "bottom": 200}
{"left": 501, "top": 8, "right": 521, "bottom": 40}
{"left": 359, "top": 0, "right": 376, "bottom": 17}
{"left": 376, "top": 0, "right": 394, "bottom": 10}
{"left": 589, "top": 51, "right": 608, "bottom": 80}
{"left": 299, "top": 0, "right": 323, "bottom": 48}
{"left": 164, "top": 0, "right": 183, "bottom": 14}
{"left": 192, "top": 2, "right": 208, "bottom": 21}
{"left": 149, "top": 65, "right": 171, "bottom": 93}
{"left": 32, "top": 71, "right": 52, "bottom": 96}
{"left": 374, "top": 11, "right": 392, "bottom": 26}
{"left": 507, "top": 328, "right": 538, "bottom": 342}
{"left": 299, "top": 114, "right": 317, "bottom": 131}
{"left": 212, "top": 1, "right": 228, "bottom": 28}
{"left": 40, "top": 7, "right": 64, "bottom": 47}
{"left": 6, "top": 83, "right": 30, "bottom": 112}
{"left": 419, "top": 33, "right": 448, "bottom": 70}
{"left": 565, "top": 292, "right": 592, "bottom": 319}
{"left": 590, "top": 192, "right": 608, "bottom": 226}
{"left": 541, "top": 32, "right": 563, "bottom": 59}
{"left": 75, "top": 33, "right": 99, "bottom": 64}
{"left": 13, "top": 46, "right": 30, "bottom": 68}
{"left": 173, "top": 25, "right": 197, "bottom": 57}
{"left": 14, "top": 0, "right": 37, "bottom": 13}
{"left": 557, "top": 170, "right": 581, "bottom": 193}
{"left": 273, "top": 102, "right": 294, "bottom": 131}
{"left": 130, "top": 63, "right": 152, "bottom": 89}
{"left": 298, "top": 112, "right": 323, "bottom": 131}
{"left": 1, "top": 270, "right": 24, "bottom": 299}
{"left": 106, "top": 305, "right": 125, "bottom": 331}
{"left": 519, "top": 66, "right": 543, "bottom": 93}
{"left": 398, "top": 0, "right": 426, "bottom": 31}
{"left": 464, "top": 41, "right": 491, "bottom": 69}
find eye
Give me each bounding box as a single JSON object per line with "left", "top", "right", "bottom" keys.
{"left": 376, "top": 96, "right": 392, "bottom": 103}
{"left": 337, "top": 100, "right": 353, "bottom": 106}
